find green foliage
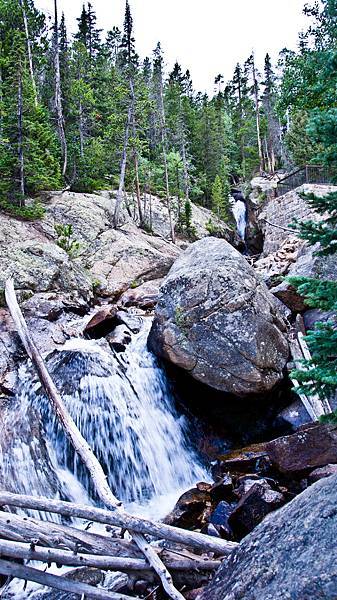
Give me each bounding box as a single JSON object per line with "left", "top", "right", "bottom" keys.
{"left": 285, "top": 111, "right": 322, "bottom": 166}
{"left": 288, "top": 187, "right": 337, "bottom": 402}
{"left": 54, "top": 224, "right": 82, "bottom": 257}
{"left": 0, "top": 199, "right": 45, "bottom": 220}
{"left": 211, "top": 175, "right": 230, "bottom": 222}
{"left": 290, "top": 191, "right": 337, "bottom": 256}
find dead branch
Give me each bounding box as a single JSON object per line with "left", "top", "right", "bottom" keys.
{"left": 0, "top": 558, "right": 134, "bottom": 599}
{"left": 0, "top": 491, "right": 237, "bottom": 556}
{"left": 0, "top": 538, "right": 220, "bottom": 574}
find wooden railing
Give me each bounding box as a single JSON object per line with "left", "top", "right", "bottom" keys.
{"left": 275, "top": 165, "right": 336, "bottom": 197}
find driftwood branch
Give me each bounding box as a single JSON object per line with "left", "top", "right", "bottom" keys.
{"left": 0, "top": 491, "right": 236, "bottom": 556}
{"left": 0, "top": 559, "right": 134, "bottom": 599}
{"left": 0, "top": 511, "right": 139, "bottom": 557}
{"left": 0, "top": 538, "right": 220, "bottom": 575}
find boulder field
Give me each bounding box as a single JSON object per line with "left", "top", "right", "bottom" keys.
{"left": 148, "top": 237, "right": 289, "bottom": 397}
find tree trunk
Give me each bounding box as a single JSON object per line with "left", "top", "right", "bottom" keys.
{"left": 130, "top": 78, "right": 143, "bottom": 226}
{"left": 19, "top": 0, "right": 38, "bottom": 108}
{"left": 252, "top": 55, "right": 265, "bottom": 174}
{"left": 53, "top": 0, "right": 67, "bottom": 177}
{"left": 17, "top": 69, "right": 25, "bottom": 203}
{"left": 114, "top": 103, "right": 132, "bottom": 228}
{"left": 79, "top": 99, "right": 84, "bottom": 157}
{"left": 159, "top": 90, "right": 175, "bottom": 243}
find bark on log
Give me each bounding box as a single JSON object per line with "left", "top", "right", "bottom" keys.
{"left": 0, "top": 491, "right": 237, "bottom": 556}
{"left": 0, "top": 512, "right": 138, "bottom": 557}
{"left": 0, "top": 559, "right": 134, "bottom": 599}
{"left": 0, "top": 538, "right": 220, "bottom": 574}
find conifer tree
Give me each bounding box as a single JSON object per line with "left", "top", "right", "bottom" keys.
{"left": 211, "top": 174, "right": 230, "bottom": 222}
{"left": 289, "top": 189, "right": 337, "bottom": 401}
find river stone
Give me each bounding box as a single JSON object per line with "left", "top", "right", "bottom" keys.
{"left": 148, "top": 238, "right": 289, "bottom": 396}
{"left": 199, "top": 473, "right": 337, "bottom": 600}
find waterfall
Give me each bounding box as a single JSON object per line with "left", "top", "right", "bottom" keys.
{"left": 231, "top": 197, "right": 247, "bottom": 241}
{"left": 0, "top": 317, "right": 207, "bottom": 521}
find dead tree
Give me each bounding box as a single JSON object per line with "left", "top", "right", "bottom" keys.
{"left": 19, "top": 0, "right": 38, "bottom": 108}
{"left": 53, "top": 0, "right": 67, "bottom": 177}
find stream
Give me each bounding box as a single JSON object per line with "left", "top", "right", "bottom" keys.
{"left": 0, "top": 316, "right": 208, "bottom": 597}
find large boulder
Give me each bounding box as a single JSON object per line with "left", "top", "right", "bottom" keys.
{"left": 199, "top": 473, "right": 337, "bottom": 600}
{"left": 148, "top": 238, "right": 289, "bottom": 396}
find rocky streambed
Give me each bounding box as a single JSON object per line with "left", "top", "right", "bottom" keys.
{"left": 0, "top": 186, "right": 336, "bottom": 599}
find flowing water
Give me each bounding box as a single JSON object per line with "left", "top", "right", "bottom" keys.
{"left": 231, "top": 198, "right": 247, "bottom": 241}
{"left": 1, "top": 317, "right": 207, "bottom": 521}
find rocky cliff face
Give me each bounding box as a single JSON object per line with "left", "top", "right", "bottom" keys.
{"left": 148, "top": 238, "right": 289, "bottom": 397}
{"left": 0, "top": 191, "right": 231, "bottom": 396}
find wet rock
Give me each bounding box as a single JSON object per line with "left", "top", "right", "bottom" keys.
{"left": 163, "top": 487, "right": 211, "bottom": 530}
{"left": 308, "top": 463, "right": 337, "bottom": 484}
{"left": 228, "top": 481, "right": 285, "bottom": 538}
{"left": 266, "top": 423, "right": 337, "bottom": 475}
{"left": 303, "top": 308, "right": 336, "bottom": 330}
{"left": 234, "top": 475, "right": 269, "bottom": 498}
{"left": 185, "top": 588, "right": 206, "bottom": 599}
{"left": 118, "top": 279, "right": 161, "bottom": 310}
{"left": 202, "top": 523, "right": 221, "bottom": 538}
{"left": 199, "top": 474, "right": 337, "bottom": 600}
{"left": 107, "top": 325, "right": 132, "bottom": 352}
{"left": 209, "top": 475, "right": 234, "bottom": 503}
{"left": 149, "top": 238, "right": 289, "bottom": 397}
{"left": 215, "top": 443, "right": 269, "bottom": 474}
{"left": 22, "top": 292, "right": 89, "bottom": 320}
{"left": 210, "top": 500, "right": 234, "bottom": 538}
{"left": 83, "top": 305, "right": 118, "bottom": 339}
{"left": 116, "top": 310, "right": 143, "bottom": 334}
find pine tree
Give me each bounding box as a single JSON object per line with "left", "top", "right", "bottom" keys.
{"left": 211, "top": 174, "right": 230, "bottom": 222}
{"left": 288, "top": 189, "right": 337, "bottom": 401}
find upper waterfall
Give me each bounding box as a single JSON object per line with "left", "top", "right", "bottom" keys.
{"left": 231, "top": 196, "right": 247, "bottom": 241}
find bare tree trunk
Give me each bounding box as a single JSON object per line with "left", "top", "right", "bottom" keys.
{"left": 17, "top": 70, "right": 25, "bottom": 203}
{"left": 79, "top": 100, "right": 84, "bottom": 157}
{"left": 0, "top": 62, "right": 3, "bottom": 141}
{"left": 252, "top": 55, "right": 265, "bottom": 174}
{"left": 53, "top": 0, "right": 67, "bottom": 177}
{"left": 19, "top": 0, "right": 38, "bottom": 108}
{"left": 237, "top": 75, "right": 246, "bottom": 178}
{"left": 0, "top": 559, "right": 133, "bottom": 600}
{"left": 114, "top": 103, "right": 132, "bottom": 228}
{"left": 181, "top": 138, "right": 189, "bottom": 201}
{"left": 130, "top": 78, "right": 143, "bottom": 226}
{"left": 0, "top": 490, "right": 236, "bottom": 557}
{"left": 155, "top": 66, "right": 175, "bottom": 242}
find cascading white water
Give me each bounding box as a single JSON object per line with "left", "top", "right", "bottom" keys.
{"left": 2, "top": 317, "right": 207, "bottom": 521}
{"left": 231, "top": 197, "right": 247, "bottom": 241}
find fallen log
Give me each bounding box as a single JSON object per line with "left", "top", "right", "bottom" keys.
{"left": 0, "top": 512, "right": 139, "bottom": 557}
{"left": 0, "top": 558, "right": 134, "bottom": 599}
{"left": 0, "top": 538, "right": 220, "bottom": 574}
{"left": 0, "top": 491, "right": 237, "bottom": 555}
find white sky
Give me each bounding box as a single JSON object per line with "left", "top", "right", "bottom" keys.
{"left": 35, "top": 0, "right": 309, "bottom": 93}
